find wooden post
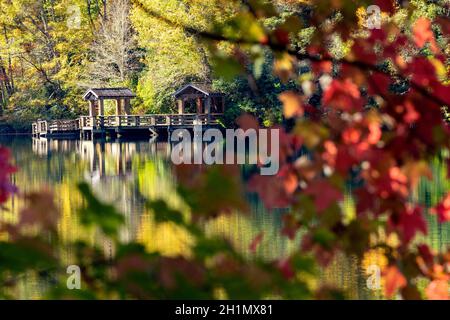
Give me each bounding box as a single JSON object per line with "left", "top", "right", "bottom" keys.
{"left": 99, "top": 99, "right": 105, "bottom": 127}
{"left": 115, "top": 99, "right": 122, "bottom": 115}
{"left": 124, "top": 98, "right": 131, "bottom": 115}
{"left": 115, "top": 99, "right": 122, "bottom": 127}
{"left": 221, "top": 97, "right": 225, "bottom": 113}
{"left": 99, "top": 99, "right": 105, "bottom": 116}
{"left": 177, "top": 99, "right": 184, "bottom": 115}
{"left": 205, "top": 97, "right": 212, "bottom": 114}
{"left": 89, "top": 100, "right": 97, "bottom": 117}
{"left": 196, "top": 97, "right": 202, "bottom": 114}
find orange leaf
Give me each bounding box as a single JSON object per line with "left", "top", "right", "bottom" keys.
{"left": 413, "top": 18, "right": 439, "bottom": 53}
{"left": 425, "top": 280, "right": 449, "bottom": 300}
{"left": 279, "top": 91, "right": 304, "bottom": 119}
{"left": 384, "top": 266, "right": 407, "bottom": 299}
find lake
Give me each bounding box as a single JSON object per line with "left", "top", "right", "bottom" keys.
{"left": 1, "top": 136, "right": 449, "bottom": 299}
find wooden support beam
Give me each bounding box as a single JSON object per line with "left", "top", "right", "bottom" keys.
{"left": 115, "top": 99, "right": 122, "bottom": 116}
{"left": 89, "top": 100, "right": 97, "bottom": 117}
{"left": 205, "top": 97, "right": 212, "bottom": 114}
{"left": 177, "top": 99, "right": 185, "bottom": 114}
{"left": 99, "top": 99, "right": 105, "bottom": 116}
{"left": 196, "top": 97, "right": 202, "bottom": 114}
{"left": 124, "top": 98, "right": 131, "bottom": 115}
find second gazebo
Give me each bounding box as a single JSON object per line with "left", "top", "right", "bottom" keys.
{"left": 174, "top": 83, "right": 225, "bottom": 115}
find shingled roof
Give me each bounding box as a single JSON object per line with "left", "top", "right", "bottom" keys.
{"left": 174, "top": 83, "right": 222, "bottom": 98}
{"left": 83, "top": 88, "right": 136, "bottom": 100}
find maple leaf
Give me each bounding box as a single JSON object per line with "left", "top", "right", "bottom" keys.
{"left": 431, "top": 193, "right": 450, "bottom": 223}
{"left": 248, "top": 175, "right": 292, "bottom": 210}
{"left": 384, "top": 265, "right": 407, "bottom": 299}
{"left": 323, "top": 79, "right": 363, "bottom": 112}
{"left": 394, "top": 206, "right": 428, "bottom": 244}
{"left": 376, "top": 0, "right": 397, "bottom": 14}
{"left": 425, "top": 280, "right": 449, "bottom": 300}
{"left": 276, "top": 257, "right": 295, "bottom": 279}
{"left": 312, "top": 60, "right": 332, "bottom": 75}
{"left": 413, "top": 18, "right": 439, "bottom": 54}
{"left": 279, "top": 91, "right": 304, "bottom": 119}
{"left": 368, "top": 73, "right": 391, "bottom": 96}
{"left": 304, "top": 179, "right": 342, "bottom": 212}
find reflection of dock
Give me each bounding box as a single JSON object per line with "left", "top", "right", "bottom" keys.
{"left": 32, "top": 138, "right": 172, "bottom": 179}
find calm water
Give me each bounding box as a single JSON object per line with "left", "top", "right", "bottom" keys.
{"left": 1, "top": 136, "right": 449, "bottom": 299}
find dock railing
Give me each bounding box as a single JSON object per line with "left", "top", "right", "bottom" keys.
{"left": 33, "top": 113, "right": 222, "bottom": 136}
{"left": 78, "top": 114, "right": 221, "bottom": 129}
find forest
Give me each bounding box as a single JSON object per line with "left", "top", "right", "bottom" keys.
{"left": 0, "top": 0, "right": 449, "bottom": 301}
{"left": 0, "top": 0, "right": 301, "bottom": 132}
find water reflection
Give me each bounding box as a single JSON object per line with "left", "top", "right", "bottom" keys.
{"left": 0, "top": 136, "right": 448, "bottom": 299}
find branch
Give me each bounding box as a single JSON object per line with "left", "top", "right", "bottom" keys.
{"left": 131, "top": 0, "right": 448, "bottom": 107}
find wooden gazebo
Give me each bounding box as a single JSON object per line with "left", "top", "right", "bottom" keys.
{"left": 174, "top": 83, "right": 224, "bottom": 115}
{"left": 83, "top": 88, "right": 136, "bottom": 116}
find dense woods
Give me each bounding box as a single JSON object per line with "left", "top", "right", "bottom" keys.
{"left": 0, "top": 0, "right": 294, "bottom": 131}
{"left": 0, "top": 0, "right": 449, "bottom": 300}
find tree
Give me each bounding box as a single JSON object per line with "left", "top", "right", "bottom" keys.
{"left": 0, "top": 0, "right": 97, "bottom": 127}
{"left": 130, "top": 0, "right": 237, "bottom": 113}
{"left": 85, "top": 0, "right": 141, "bottom": 88}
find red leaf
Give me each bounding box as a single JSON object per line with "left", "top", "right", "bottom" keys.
{"left": 418, "top": 244, "right": 434, "bottom": 265}
{"left": 376, "top": 0, "right": 397, "bottom": 14}
{"left": 249, "top": 232, "right": 264, "bottom": 253}
{"left": 304, "top": 179, "right": 342, "bottom": 212}
{"left": 277, "top": 257, "right": 295, "bottom": 279}
{"left": 248, "top": 175, "right": 291, "bottom": 210}
{"left": 431, "top": 193, "right": 450, "bottom": 223}
{"left": 384, "top": 266, "right": 407, "bottom": 298}
{"left": 312, "top": 60, "right": 333, "bottom": 75}
{"left": 395, "top": 206, "right": 428, "bottom": 244}
{"left": 323, "top": 79, "right": 363, "bottom": 112}
{"left": 274, "top": 29, "right": 290, "bottom": 46}
{"left": 368, "top": 73, "right": 391, "bottom": 96}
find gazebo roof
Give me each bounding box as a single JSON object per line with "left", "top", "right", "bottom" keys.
{"left": 174, "top": 83, "right": 222, "bottom": 98}
{"left": 83, "top": 88, "right": 136, "bottom": 100}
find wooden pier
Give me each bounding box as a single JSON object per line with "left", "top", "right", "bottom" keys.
{"left": 32, "top": 113, "right": 222, "bottom": 139}
{"left": 32, "top": 84, "right": 225, "bottom": 139}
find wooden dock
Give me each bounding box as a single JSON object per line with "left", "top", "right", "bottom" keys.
{"left": 32, "top": 113, "right": 222, "bottom": 139}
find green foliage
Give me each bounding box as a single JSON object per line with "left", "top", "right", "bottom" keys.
{"left": 213, "top": 54, "right": 297, "bottom": 127}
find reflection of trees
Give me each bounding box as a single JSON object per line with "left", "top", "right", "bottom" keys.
{"left": 3, "top": 137, "right": 449, "bottom": 299}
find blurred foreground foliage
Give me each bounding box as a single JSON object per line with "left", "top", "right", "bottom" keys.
{"left": 1, "top": 0, "right": 450, "bottom": 300}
